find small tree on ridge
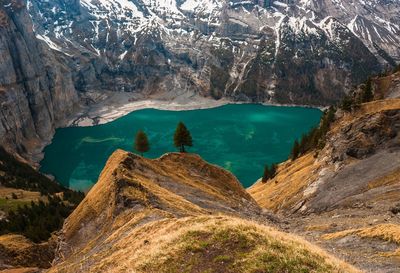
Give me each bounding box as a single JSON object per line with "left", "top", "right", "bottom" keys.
{"left": 134, "top": 130, "right": 150, "bottom": 156}
{"left": 174, "top": 122, "right": 192, "bottom": 153}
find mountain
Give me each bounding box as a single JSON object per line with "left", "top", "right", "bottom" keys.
{"left": 0, "top": 146, "right": 359, "bottom": 272}
{"left": 1, "top": 0, "right": 400, "bottom": 160}
{"left": 248, "top": 70, "right": 400, "bottom": 272}
{"left": 0, "top": 146, "right": 84, "bottom": 269}
{"left": 46, "top": 150, "right": 358, "bottom": 272}
{"left": 27, "top": 0, "right": 399, "bottom": 105}
{"left": 1, "top": 1, "right": 400, "bottom": 271}
{"left": 1, "top": 71, "right": 400, "bottom": 272}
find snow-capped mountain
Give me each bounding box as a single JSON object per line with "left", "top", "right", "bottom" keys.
{"left": 24, "top": 0, "right": 399, "bottom": 104}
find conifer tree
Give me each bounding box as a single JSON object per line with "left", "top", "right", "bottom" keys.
{"left": 134, "top": 130, "right": 150, "bottom": 156}
{"left": 341, "top": 95, "right": 353, "bottom": 112}
{"left": 270, "top": 163, "right": 277, "bottom": 178}
{"left": 174, "top": 122, "right": 193, "bottom": 153}
{"left": 291, "top": 140, "right": 300, "bottom": 160}
{"left": 262, "top": 165, "right": 270, "bottom": 182}
{"left": 361, "top": 78, "right": 373, "bottom": 103}
{"left": 262, "top": 163, "right": 278, "bottom": 182}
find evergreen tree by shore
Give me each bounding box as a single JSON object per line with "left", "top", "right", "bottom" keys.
{"left": 134, "top": 130, "right": 150, "bottom": 156}
{"left": 262, "top": 163, "right": 277, "bottom": 182}
{"left": 174, "top": 122, "right": 193, "bottom": 153}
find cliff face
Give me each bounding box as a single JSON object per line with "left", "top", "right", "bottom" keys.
{"left": 248, "top": 71, "right": 400, "bottom": 272}
{"left": 26, "top": 0, "right": 389, "bottom": 105}
{"left": 0, "top": 0, "right": 78, "bottom": 162}
{"left": 48, "top": 150, "right": 358, "bottom": 273}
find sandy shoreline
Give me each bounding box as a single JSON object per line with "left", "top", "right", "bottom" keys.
{"left": 68, "top": 92, "right": 324, "bottom": 127}
{"left": 70, "top": 96, "right": 231, "bottom": 127}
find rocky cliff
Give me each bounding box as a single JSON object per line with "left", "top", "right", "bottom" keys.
{"left": 27, "top": 0, "right": 394, "bottom": 105}
{"left": 44, "top": 150, "right": 358, "bottom": 273}
{"left": 248, "top": 71, "right": 400, "bottom": 272}
{"left": 0, "top": 0, "right": 78, "bottom": 162}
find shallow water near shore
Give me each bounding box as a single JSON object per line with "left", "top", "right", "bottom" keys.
{"left": 40, "top": 104, "right": 322, "bottom": 191}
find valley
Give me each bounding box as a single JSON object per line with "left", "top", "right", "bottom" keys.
{"left": 40, "top": 104, "right": 321, "bottom": 191}
{"left": 2, "top": 0, "right": 400, "bottom": 161}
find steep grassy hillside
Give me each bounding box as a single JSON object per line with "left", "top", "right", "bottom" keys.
{"left": 47, "top": 150, "right": 358, "bottom": 273}
{"left": 248, "top": 71, "right": 400, "bottom": 272}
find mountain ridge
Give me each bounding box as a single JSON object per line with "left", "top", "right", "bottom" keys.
{"left": 27, "top": 0, "right": 392, "bottom": 104}
{"left": 47, "top": 149, "right": 359, "bottom": 273}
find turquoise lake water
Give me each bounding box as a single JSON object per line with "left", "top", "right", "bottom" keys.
{"left": 40, "top": 104, "right": 322, "bottom": 191}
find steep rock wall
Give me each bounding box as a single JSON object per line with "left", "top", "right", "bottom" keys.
{"left": 0, "top": 0, "right": 78, "bottom": 162}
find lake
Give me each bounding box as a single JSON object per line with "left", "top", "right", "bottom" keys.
{"left": 40, "top": 104, "right": 322, "bottom": 191}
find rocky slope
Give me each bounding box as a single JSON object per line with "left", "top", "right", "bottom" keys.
{"left": 27, "top": 0, "right": 398, "bottom": 105}
{"left": 42, "top": 150, "right": 359, "bottom": 273}
{"left": 0, "top": 0, "right": 78, "bottom": 163}
{"left": 248, "top": 71, "right": 400, "bottom": 272}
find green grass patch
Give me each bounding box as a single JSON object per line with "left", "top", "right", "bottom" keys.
{"left": 141, "top": 224, "right": 340, "bottom": 273}
{"left": 0, "top": 198, "right": 31, "bottom": 213}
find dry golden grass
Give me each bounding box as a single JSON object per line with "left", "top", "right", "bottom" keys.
{"left": 0, "top": 187, "right": 42, "bottom": 200}
{"left": 380, "top": 248, "right": 400, "bottom": 257}
{"left": 322, "top": 224, "right": 400, "bottom": 244}
{"left": 60, "top": 150, "right": 259, "bottom": 260}
{"left": 0, "top": 268, "right": 40, "bottom": 273}
{"left": 248, "top": 153, "right": 321, "bottom": 211}
{"left": 0, "top": 187, "right": 45, "bottom": 212}
{"left": 306, "top": 224, "right": 333, "bottom": 232}
{"left": 47, "top": 150, "right": 360, "bottom": 273}
{"left": 0, "top": 234, "right": 55, "bottom": 269}
{"left": 331, "top": 98, "right": 400, "bottom": 134}
{"left": 0, "top": 234, "right": 34, "bottom": 250}
{"left": 248, "top": 98, "right": 400, "bottom": 212}
{"left": 50, "top": 215, "right": 360, "bottom": 273}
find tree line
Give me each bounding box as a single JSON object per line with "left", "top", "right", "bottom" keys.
{"left": 0, "top": 195, "right": 80, "bottom": 243}
{"left": 263, "top": 66, "right": 400, "bottom": 183}
{"left": 134, "top": 121, "right": 193, "bottom": 155}
{"left": 288, "top": 73, "right": 381, "bottom": 164}
{"left": 0, "top": 146, "right": 84, "bottom": 242}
